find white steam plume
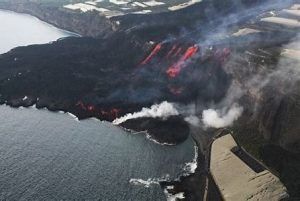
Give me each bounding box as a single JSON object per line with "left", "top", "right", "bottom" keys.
{"left": 202, "top": 104, "right": 243, "bottom": 128}
{"left": 113, "top": 101, "right": 179, "bottom": 125}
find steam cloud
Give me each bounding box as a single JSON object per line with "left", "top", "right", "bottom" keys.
{"left": 114, "top": 1, "right": 298, "bottom": 128}
{"left": 113, "top": 100, "right": 243, "bottom": 128}
{"left": 184, "top": 115, "right": 200, "bottom": 127}
{"left": 113, "top": 101, "right": 179, "bottom": 125}
{"left": 202, "top": 104, "right": 243, "bottom": 128}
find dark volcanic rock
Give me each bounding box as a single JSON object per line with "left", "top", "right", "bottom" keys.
{"left": 120, "top": 116, "right": 190, "bottom": 145}
{"left": 259, "top": 87, "right": 300, "bottom": 153}
{"left": 161, "top": 149, "right": 207, "bottom": 201}
{"left": 0, "top": 31, "right": 231, "bottom": 121}
{"left": 0, "top": 0, "right": 298, "bottom": 199}
{"left": 260, "top": 144, "right": 300, "bottom": 198}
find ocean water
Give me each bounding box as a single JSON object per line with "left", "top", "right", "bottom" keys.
{"left": 0, "top": 9, "right": 75, "bottom": 54}
{"left": 0, "top": 106, "right": 195, "bottom": 200}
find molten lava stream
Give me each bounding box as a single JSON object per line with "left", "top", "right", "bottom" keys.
{"left": 166, "top": 66, "right": 181, "bottom": 78}
{"left": 140, "top": 43, "right": 162, "bottom": 65}
{"left": 166, "top": 45, "right": 199, "bottom": 78}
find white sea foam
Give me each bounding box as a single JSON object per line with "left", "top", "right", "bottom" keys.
{"left": 183, "top": 145, "right": 198, "bottom": 174}
{"left": 164, "top": 189, "right": 185, "bottom": 201}
{"left": 66, "top": 112, "right": 79, "bottom": 121}
{"left": 162, "top": 149, "right": 198, "bottom": 201}
{"left": 146, "top": 133, "right": 176, "bottom": 146}
{"left": 129, "top": 178, "right": 160, "bottom": 188}
{"left": 129, "top": 175, "right": 170, "bottom": 188}
{"left": 130, "top": 143, "right": 198, "bottom": 201}
{"left": 29, "top": 104, "right": 38, "bottom": 110}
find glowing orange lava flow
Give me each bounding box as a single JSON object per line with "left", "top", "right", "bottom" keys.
{"left": 141, "top": 43, "right": 162, "bottom": 65}
{"left": 76, "top": 101, "right": 121, "bottom": 120}
{"left": 166, "top": 45, "right": 199, "bottom": 78}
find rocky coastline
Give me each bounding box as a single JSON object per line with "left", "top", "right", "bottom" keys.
{"left": 0, "top": 0, "right": 299, "bottom": 199}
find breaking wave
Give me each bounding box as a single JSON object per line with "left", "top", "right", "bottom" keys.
{"left": 164, "top": 188, "right": 185, "bottom": 201}
{"left": 146, "top": 133, "right": 176, "bottom": 146}
{"left": 130, "top": 143, "right": 198, "bottom": 200}
{"left": 129, "top": 175, "right": 170, "bottom": 188}
{"left": 183, "top": 145, "right": 198, "bottom": 175}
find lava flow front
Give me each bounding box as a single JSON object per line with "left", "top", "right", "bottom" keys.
{"left": 140, "top": 43, "right": 162, "bottom": 65}
{"left": 76, "top": 101, "right": 121, "bottom": 121}
{"left": 166, "top": 45, "right": 199, "bottom": 78}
